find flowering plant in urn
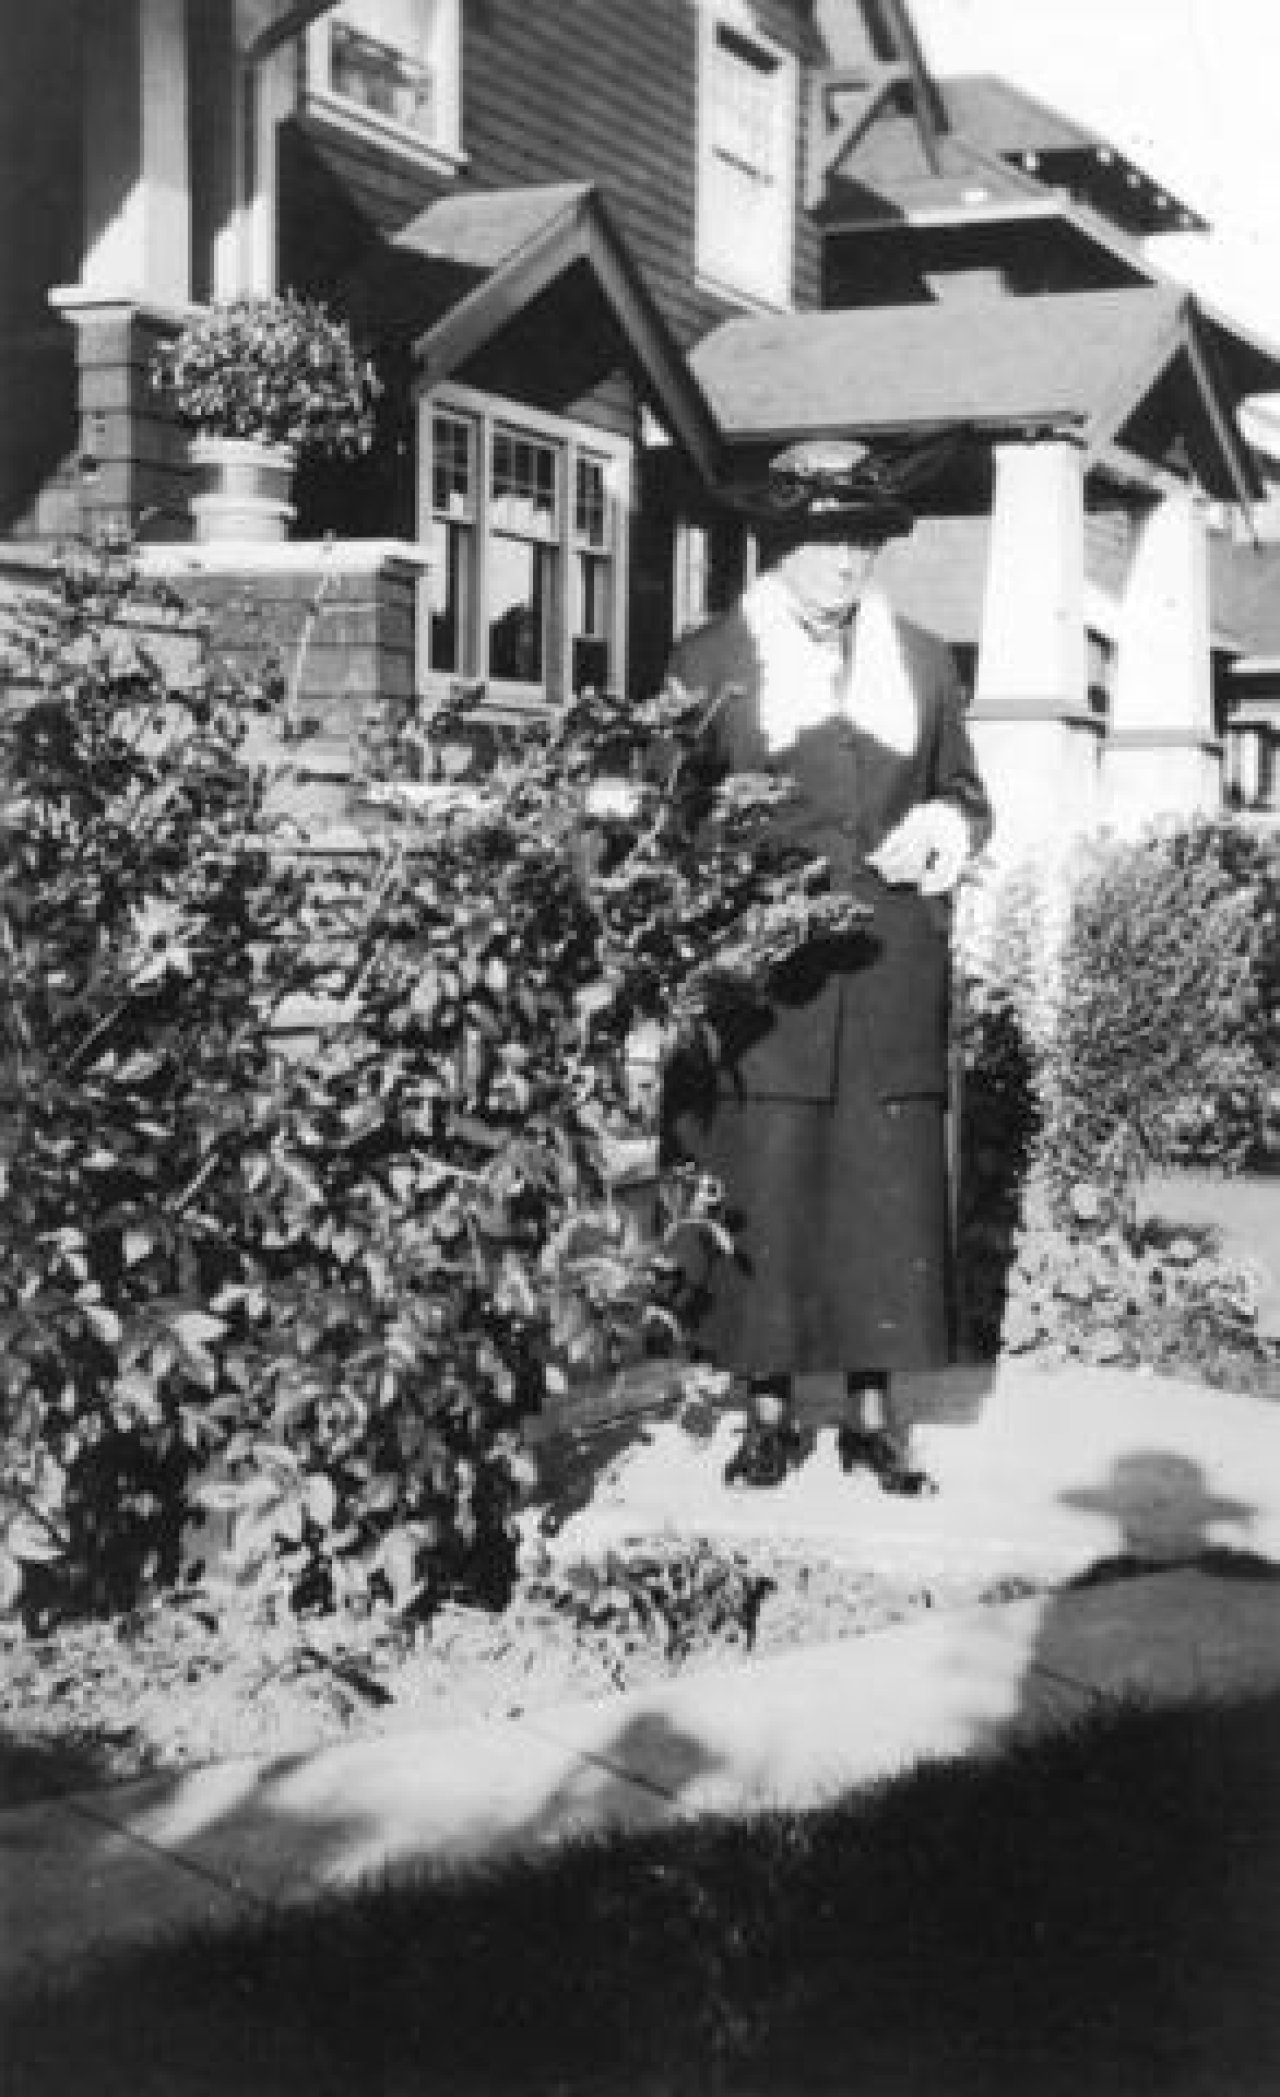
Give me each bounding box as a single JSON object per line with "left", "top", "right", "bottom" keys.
{"left": 151, "top": 293, "right": 381, "bottom": 460}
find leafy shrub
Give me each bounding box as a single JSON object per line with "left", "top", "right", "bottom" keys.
{"left": 1001, "top": 1202, "right": 1274, "bottom": 1391}
{"left": 150, "top": 294, "right": 381, "bottom": 459}
{"left": 955, "top": 833, "right": 1274, "bottom": 1375}
{"left": 0, "top": 542, "right": 305, "bottom": 1616}
{"left": 953, "top": 869, "right": 1046, "bottom": 1357}
{"left": 1037, "top": 824, "right": 1262, "bottom": 1226}
{"left": 1157, "top": 819, "right": 1279, "bottom": 1170}
{"left": 0, "top": 546, "right": 867, "bottom": 1627}
{"left": 524, "top": 1535, "right": 776, "bottom": 1677}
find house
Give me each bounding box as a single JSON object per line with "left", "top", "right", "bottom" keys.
{"left": 3, "top": 0, "right": 1278, "bottom": 845}
{"left": 805, "top": 29, "right": 1280, "bottom": 840}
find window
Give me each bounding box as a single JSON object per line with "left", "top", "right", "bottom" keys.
{"left": 307, "top": 0, "right": 461, "bottom": 166}
{"left": 673, "top": 516, "right": 751, "bottom": 637}
{"left": 696, "top": 5, "right": 796, "bottom": 308}
{"left": 427, "top": 409, "right": 473, "bottom": 674}
{"left": 1087, "top": 628, "right": 1115, "bottom": 720}
{"left": 573, "top": 456, "right": 614, "bottom": 694}
{"left": 487, "top": 429, "right": 558, "bottom": 683}
{"left": 420, "top": 389, "right": 631, "bottom": 706}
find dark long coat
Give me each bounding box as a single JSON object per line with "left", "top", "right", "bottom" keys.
{"left": 662, "top": 599, "right": 992, "bottom": 1377}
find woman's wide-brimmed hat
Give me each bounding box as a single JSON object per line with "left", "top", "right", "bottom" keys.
{"left": 719, "top": 433, "right": 957, "bottom": 543}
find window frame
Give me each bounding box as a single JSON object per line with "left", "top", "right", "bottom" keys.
{"left": 694, "top": 0, "right": 797, "bottom": 311}
{"left": 418, "top": 385, "right": 633, "bottom": 714}
{"left": 304, "top": 0, "right": 464, "bottom": 174}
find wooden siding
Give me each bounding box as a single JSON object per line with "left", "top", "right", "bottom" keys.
{"left": 460, "top": 0, "right": 822, "bottom": 346}
{"left": 281, "top": 1, "right": 824, "bottom": 349}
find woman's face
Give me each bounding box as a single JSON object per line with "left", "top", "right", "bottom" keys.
{"left": 774, "top": 535, "right": 882, "bottom": 624}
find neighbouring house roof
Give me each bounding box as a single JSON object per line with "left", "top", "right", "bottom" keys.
{"left": 820, "top": 123, "right": 1048, "bottom": 222}
{"left": 344, "top": 183, "right": 723, "bottom": 484}
{"left": 943, "top": 74, "right": 1116, "bottom": 158}
{"left": 944, "top": 75, "right": 1206, "bottom": 230}
{"left": 826, "top": 72, "right": 1207, "bottom": 236}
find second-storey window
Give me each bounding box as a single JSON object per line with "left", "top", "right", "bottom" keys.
{"left": 421, "top": 390, "right": 631, "bottom": 707}
{"left": 696, "top": 7, "right": 796, "bottom": 308}
{"left": 307, "top": 0, "right": 461, "bottom": 165}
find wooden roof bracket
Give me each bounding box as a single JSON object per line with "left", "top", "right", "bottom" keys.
{"left": 874, "top": 0, "right": 947, "bottom": 172}
{"left": 805, "top": 62, "right": 910, "bottom": 209}
{"left": 1182, "top": 311, "right": 1262, "bottom": 531}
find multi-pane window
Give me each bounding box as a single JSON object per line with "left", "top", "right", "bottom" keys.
{"left": 573, "top": 456, "right": 614, "bottom": 694}
{"left": 308, "top": 0, "right": 461, "bottom": 161}
{"left": 673, "top": 516, "right": 751, "bottom": 638}
{"left": 487, "top": 429, "right": 558, "bottom": 683}
{"left": 697, "top": 9, "right": 795, "bottom": 307}
{"left": 427, "top": 410, "right": 473, "bottom": 675}
{"left": 420, "top": 391, "right": 630, "bottom": 705}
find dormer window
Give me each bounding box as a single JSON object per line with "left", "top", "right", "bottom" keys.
{"left": 696, "top": 5, "right": 796, "bottom": 309}
{"left": 307, "top": 0, "right": 462, "bottom": 169}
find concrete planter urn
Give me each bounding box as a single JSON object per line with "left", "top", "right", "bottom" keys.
{"left": 188, "top": 435, "right": 297, "bottom": 544}
{"left": 151, "top": 293, "right": 381, "bottom": 545}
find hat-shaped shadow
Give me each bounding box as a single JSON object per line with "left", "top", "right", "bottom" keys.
{"left": 1062, "top": 1449, "right": 1264, "bottom": 1584}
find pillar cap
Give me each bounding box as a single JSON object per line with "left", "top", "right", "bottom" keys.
{"left": 50, "top": 284, "right": 200, "bottom": 330}
{"left": 138, "top": 539, "right": 434, "bottom": 579}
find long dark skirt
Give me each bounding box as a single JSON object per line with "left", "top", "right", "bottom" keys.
{"left": 664, "top": 1068, "right": 953, "bottom": 1377}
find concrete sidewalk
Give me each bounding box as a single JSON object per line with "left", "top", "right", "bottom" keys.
{"left": 3, "top": 1363, "right": 1279, "bottom": 1994}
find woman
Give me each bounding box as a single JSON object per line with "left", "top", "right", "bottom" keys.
{"left": 661, "top": 438, "right": 992, "bottom": 1492}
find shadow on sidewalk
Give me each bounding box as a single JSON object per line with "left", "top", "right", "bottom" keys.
{"left": 5, "top": 1446, "right": 1280, "bottom": 2094}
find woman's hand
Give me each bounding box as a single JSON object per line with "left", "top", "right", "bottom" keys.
{"left": 584, "top": 776, "right": 644, "bottom": 821}
{"left": 867, "top": 800, "right": 970, "bottom": 895}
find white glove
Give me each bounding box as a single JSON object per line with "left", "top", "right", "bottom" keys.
{"left": 867, "top": 800, "right": 970, "bottom": 896}
{"left": 584, "top": 776, "right": 643, "bottom": 820}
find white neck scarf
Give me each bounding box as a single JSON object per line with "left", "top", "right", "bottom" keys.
{"left": 743, "top": 573, "right": 919, "bottom": 758}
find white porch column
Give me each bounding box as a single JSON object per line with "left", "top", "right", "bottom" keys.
{"left": 971, "top": 436, "right": 1103, "bottom": 867}
{"left": 82, "top": 0, "right": 191, "bottom": 304}
{"left": 1105, "top": 487, "right": 1221, "bottom": 831}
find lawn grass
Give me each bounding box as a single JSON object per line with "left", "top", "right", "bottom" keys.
{"left": 5, "top": 1690, "right": 1280, "bottom": 2097}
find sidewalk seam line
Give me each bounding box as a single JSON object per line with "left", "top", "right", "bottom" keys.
{"left": 64, "top": 1796, "right": 277, "bottom": 1914}
{"left": 1024, "top": 1658, "right": 1107, "bottom": 1703}
{"left": 514, "top": 1718, "right": 681, "bottom": 1805}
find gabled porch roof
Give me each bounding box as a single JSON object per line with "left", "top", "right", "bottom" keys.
{"left": 345, "top": 183, "right": 723, "bottom": 484}
{"left": 690, "top": 288, "right": 1275, "bottom": 504}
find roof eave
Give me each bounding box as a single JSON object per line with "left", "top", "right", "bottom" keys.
{"left": 411, "top": 190, "right": 723, "bottom": 485}
{"left": 718, "top": 408, "right": 1086, "bottom": 448}
{"left": 821, "top": 195, "right": 1062, "bottom": 233}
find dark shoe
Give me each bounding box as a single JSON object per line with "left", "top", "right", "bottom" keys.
{"left": 837, "top": 1426, "right": 937, "bottom": 1497}
{"left": 724, "top": 1421, "right": 811, "bottom": 1489}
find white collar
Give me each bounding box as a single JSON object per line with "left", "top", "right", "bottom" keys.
{"left": 743, "top": 575, "right": 919, "bottom": 757}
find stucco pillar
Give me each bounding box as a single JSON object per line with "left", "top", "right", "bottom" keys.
{"left": 1105, "top": 487, "right": 1222, "bottom": 831}
{"left": 970, "top": 436, "right": 1103, "bottom": 866}
{"left": 45, "top": 0, "right": 196, "bottom": 537}
{"left": 82, "top": 0, "right": 191, "bottom": 305}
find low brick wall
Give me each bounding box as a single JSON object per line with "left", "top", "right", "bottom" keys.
{"left": 140, "top": 539, "right": 431, "bottom": 834}
{"left": 144, "top": 538, "right": 426, "bottom": 739}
